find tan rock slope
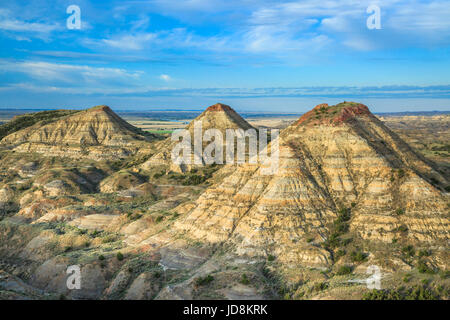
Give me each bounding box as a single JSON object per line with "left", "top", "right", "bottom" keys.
{"left": 174, "top": 102, "right": 449, "bottom": 267}
{"left": 141, "top": 103, "right": 255, "bottom": 172}
{"left": 1, "top": 105, "right": 158, "bottom": 160}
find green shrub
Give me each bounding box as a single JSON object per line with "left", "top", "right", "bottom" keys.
{"left": 350, "top": 250, "right": 368, "bottom": 262}
{"left": 153, "top": 172, "right": 165, "bottom": 179}
{"left": 395, "top": 208, "right": 405, "bottom": 216}
{"left": 313, "top": 282, "right": 328, "bottom": 291}
{"left": 98, "top": 255, "right": 105, "bottom": 261}
{"left": 240, "top": 274, "right": 250, "bottom": 285}
{"left": 90, "top": 230, "right": 102, "bottom": 237}
{"left": 362, "top": 289, "right": 400, "bottom": 300}
{"left": 336, "top": 208, "right": 351, "bottom": 222}
{"left": 116, "top": 252, "right": 124, "bottom": 261}
{"left": 267, "top": 254, "right": 275, "bottom": 262}
{"left": 182, "top": 174, "right": 206, "bottom": 186}
{"left": 335, "top": 249, "right": 346, "bottom": 259}
{"left": 403, "top": 274, "right": 412, "bottom": 283}
{"left": 335, "top": 222, "right": 349, "bottom": 234}
{"left": 194, "top": 275, "right": 214, "bottom": 287}
{"left": 402, "top": 245, "right": 415, "bottom": 258}
{"left": 340, "top": 238, "right": 352, "bottom": 246}
{"left": 323, "top": 233, "right": 341, "bottom": 250}
{"left": 417, "top": 260, "right": 435, "bottom": 274}
{"left": 363, "top": 285, "right": 440, "bottom": 300}
{"left": 336, "top": 265, "right": 353, "bottom": 275}
{"left": 418, "top": 249, "right": 431, "bottom": 258}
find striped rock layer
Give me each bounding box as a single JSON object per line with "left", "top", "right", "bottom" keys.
{"left": 141, "top": 103, "right": 255, "bottom": 172}
{"left": 1, "top": 105, "right": 156, "bottom": 160}
{"left": 174, "top": 102, "right": 449, "bottom": 267}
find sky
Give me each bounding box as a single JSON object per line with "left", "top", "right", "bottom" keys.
{"left": 0, "top": 0, "right": 449, "bottom": 112}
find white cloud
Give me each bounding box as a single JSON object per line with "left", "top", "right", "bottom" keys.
{"left": 0, "top": 60, "right": 143, "bottom": 84}
{"left": 100, "top": 33, "right": 157, "bottom": 50}
{"left": 76, "top": 0, "right": 450, "bottom": 63}
{"left": 0, "top": 9, "right": 61, "bottom": 39}
{"left": 387, "top": 1, "right": 450, "bottom": 31}
{"left": 159, "top": 74, "right": 171, "bottom": 81}
{"left": 3, "top": 84, "right": 447, "bottom": 98}
{"left": 91, "top": 28, "right": 230, "bottom": 53}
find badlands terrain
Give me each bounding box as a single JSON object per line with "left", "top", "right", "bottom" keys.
{"left": 0, "top": 102, "right": 448, "bottom": 300}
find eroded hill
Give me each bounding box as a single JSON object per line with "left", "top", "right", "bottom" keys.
{"left": 0, "top": 103, "right": 448, "bottom": 300}
{"left": 0, "top": 105, "right": 161, "bottom": 160}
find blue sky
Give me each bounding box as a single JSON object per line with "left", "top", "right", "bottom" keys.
{"left": 0, "top": 0, "right": 449, "bottom": 112}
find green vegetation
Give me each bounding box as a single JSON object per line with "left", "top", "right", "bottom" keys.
{"left": 267, "top": 254, "right": 275, "bottom": 262}
{"left": 335, "top": 249, "right": 346, "bottom": 260}
{"left": 417, "top": 260, "right": 435, "bottom": 274}
{"left": 166, "top": 166, "right": 220, "bottom": 186}
{"left": 336, "top": 265, "right": 353, "bottom": 275}
{"left": 323, "top": 207, "right": 351, "bottom": 251}
{"left": 396, "top": 225, "right": 408, "bottom": 233}
{"left": 350, "top": 250, "right": 368, "bottom": 263}
{"left": 182, "top": 174, "right": 207, "bottom": 185}
{"left": 362, "top": 285, "right": 444, "bottom": 300}
{"left": 153, "top": 171, "right": 165, "bottom": 179}
{"left": 439, "top": 270, "right": 450, "bottom": 279}
{"left": 313, "top": 282, "right": 329, "bottom": 291}
{"left": 418, "top": 249, "right": 431, "bottom": 258}
{"left": 116, "top": 252, "right": 124, "bottom": 261}
{"left": 240, "top": 274, "right": 250, "bottom": 285}
{"left": 194, "top": 275, "right": 214, "bottom": 287}
{"left": 403, "top": 274, "right": 412, "bottom": 283}
{"left": 0, "top": 110, "right": 78, "bottom": 140}
{"left": 402, "top": 245, "right": 415, "bottom": 258}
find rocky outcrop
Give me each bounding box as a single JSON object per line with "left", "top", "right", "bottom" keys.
{"left": 174, "top": 102, "right": 449, "bottom": 268}
{"left": 1, "top": 105, "right": 159, "bottom": 160}
{"left": 141, "top": 103, "right": 255, "bottom": 172}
